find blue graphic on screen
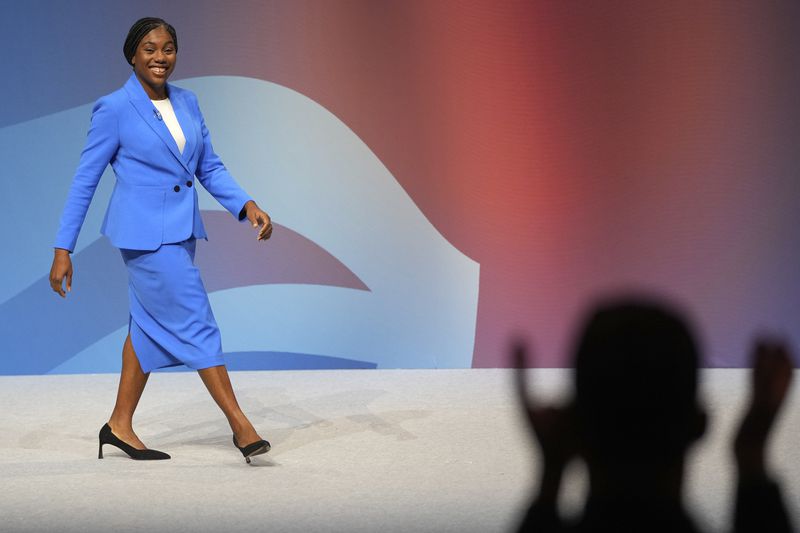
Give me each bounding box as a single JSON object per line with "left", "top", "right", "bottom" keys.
{"left": 0, "top": 77, "right": 479, "bottom": 375}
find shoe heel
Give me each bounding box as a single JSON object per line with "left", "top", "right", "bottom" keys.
{"left": 97, "top": 423, "right": 170, "bottom": 460}
{"left": 233, "top": 434, "right": 270, "bottom": 464}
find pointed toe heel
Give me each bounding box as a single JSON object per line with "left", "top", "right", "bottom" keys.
{"left": 233, "top": 434, "right": 271, "bottom": 464}
{"left": 98, "top": 423, "right": 171, "bottom": 460}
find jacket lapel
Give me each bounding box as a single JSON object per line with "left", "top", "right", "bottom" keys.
{"left": 124, "top": 72, "right": 193, "bottom": 175}
{"left": 170, "top": 92, "right": 197, "bottom": 166}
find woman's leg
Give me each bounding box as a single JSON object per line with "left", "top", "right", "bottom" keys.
{"left": 107, "top": 333, "right": 150, "bottom": 449}
{"left": 197, "top": 364, "right": 263, "bottom": 446}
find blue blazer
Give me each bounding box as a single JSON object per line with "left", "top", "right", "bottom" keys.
{"left": 54, "top": 72, "right": 253, "bottom": 252}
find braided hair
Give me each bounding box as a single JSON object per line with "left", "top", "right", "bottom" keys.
{"left": 123, "top": 17, "right": 178, "bottom": 66}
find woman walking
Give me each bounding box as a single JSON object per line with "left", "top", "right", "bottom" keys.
{"left": 49, "top": 17, "right": 271, "bottom": 463}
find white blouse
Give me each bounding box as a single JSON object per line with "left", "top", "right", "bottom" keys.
{"left": 151, "top": 98, "right": 186, "bottom": 154}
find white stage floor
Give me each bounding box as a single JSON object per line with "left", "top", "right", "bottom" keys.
{"left": 0, "top": 369, "right": 797, "bottom": 532}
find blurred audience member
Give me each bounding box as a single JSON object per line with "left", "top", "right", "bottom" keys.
{"left": 513, "top": 297, "right": 794, "bottom": 533}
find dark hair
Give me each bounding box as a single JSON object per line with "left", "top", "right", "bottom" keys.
{"left": 123, "top": 17, "right": 178, "bottom": 66}
{"left": 573, "top": 297, "right": 700, "bottom": 463}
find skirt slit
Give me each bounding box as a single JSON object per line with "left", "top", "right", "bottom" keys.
{"left": 120, "top": 238, "right": 225, "bottom": 373}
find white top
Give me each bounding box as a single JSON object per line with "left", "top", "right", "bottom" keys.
{"left": 151, "top": 98, "right": 186, "bottom": 154}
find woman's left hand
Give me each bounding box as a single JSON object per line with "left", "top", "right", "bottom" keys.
{"left": 243, "top": 200, "right": 273, "bottom": 241}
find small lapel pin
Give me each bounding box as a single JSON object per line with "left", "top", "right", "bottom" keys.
{"left": 153, "top": 109, "right": 162, "bottom": 121}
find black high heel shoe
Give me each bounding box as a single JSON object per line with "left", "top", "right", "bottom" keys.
{"left": 233, "top": 434, "right": 271, "bottom": 463}
{"left": 98, "top": 423, "right": 170, "bottom": 460}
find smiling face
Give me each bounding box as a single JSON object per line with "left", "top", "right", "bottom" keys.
{"left": 131, "top": 26, "right": 176, "bottom": 99}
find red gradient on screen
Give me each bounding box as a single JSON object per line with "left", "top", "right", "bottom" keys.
{"left": 174, "top": 2, "right": 799, "bottom": 367}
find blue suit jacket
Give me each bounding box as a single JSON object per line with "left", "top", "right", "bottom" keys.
{"left": 54, "top": 72, "right": 253, "bottom": 252}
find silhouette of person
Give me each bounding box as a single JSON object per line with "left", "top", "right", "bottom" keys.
{"left": 513, "top": 297, "right": 794, "bottom": 533}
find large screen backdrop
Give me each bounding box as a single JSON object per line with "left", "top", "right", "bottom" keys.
{"left": 1, "top": 1, "right": 798, "bottom": 374}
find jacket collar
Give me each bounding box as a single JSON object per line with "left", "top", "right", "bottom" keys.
{"left": 123, "top": 71, "right": 194, "bottom": 175}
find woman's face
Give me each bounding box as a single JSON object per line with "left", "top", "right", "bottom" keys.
{"left": 131, "top": 26, "right": 176, "bottom": 96}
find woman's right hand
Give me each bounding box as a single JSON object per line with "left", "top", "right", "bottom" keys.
{"left": 49, "top": 248, "right": 73, "bottom": 297}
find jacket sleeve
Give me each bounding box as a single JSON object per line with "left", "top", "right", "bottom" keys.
{"left": 53, "top": 96, "right": 119, "bottom": 252}
{"left": 190, "top": 93, "right": 254, "bottom": 220}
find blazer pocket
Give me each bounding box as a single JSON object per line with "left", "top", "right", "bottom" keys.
{"left": 102, "top": 182, "right": 166, "bottom": 250}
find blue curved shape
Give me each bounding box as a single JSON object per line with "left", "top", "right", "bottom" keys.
{"left": 1, "top": 76, "right": 479, "bottom": 374}
{"left": 154, "top": 351, "right": 377, "bottom": 372}
{"left": 183, "top": 76, "right": 480, "bottom": 369}
{"left": 0, "top": 216, "right": 367, "bottom": 375}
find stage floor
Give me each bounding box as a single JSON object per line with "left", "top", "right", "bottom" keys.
{"left": 0, "top": 369, "right": 797, "bottom": 532}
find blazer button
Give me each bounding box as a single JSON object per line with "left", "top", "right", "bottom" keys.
{"left": 173, "top": 185, "right": 180, "bottom": 192}
{"left": 186, "top": 181, "right": 193, "bottom": 187}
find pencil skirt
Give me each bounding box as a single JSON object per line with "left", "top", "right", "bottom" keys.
{"left": 119, "top": 237, "right": 225, "bottom": 373}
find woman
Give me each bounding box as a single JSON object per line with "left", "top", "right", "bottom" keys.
{"left": 49, "top": 17, "right": 272, "bottom": 463}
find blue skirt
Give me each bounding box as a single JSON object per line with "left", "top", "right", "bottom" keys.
{"left": 120, "top": 238, "right": 225, "bottom": 373}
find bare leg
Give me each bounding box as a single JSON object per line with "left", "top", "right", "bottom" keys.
{"left": 107, "top": 333, "right": 150, "bottom": 449}
{"left": 197, "top": 364, "right": 263, "bottom": 446}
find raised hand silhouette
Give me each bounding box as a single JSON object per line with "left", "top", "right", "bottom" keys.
{"left": 732, "top": 340, "right": 794, "bottom": 533}
{"left": 513, "top": 341, "right": 577, "bottom": 532}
